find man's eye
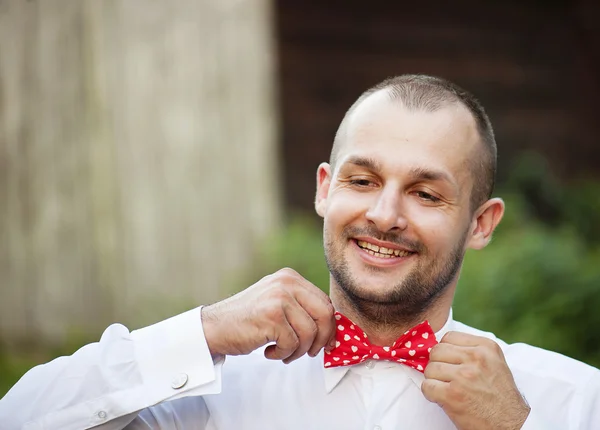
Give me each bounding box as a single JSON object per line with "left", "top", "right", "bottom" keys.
{"left": 416, "top": 191, "right": 440, "bottom": 202}
{"left": 350, "top": 179, "right": 373, "bottom": 187}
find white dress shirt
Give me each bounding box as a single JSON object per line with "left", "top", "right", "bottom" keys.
{"left": 1, "top": 307, "right": 599, "bottom": 430}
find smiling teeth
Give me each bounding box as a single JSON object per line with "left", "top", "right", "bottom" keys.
{"left": 357, "top": 240, "right": 411, "bottom": 257}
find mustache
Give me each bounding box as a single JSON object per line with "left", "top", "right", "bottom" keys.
{"left": 344, "top": 226, "right": 424, "bottom": 253}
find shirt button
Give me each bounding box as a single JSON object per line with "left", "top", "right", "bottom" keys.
{"left": 171, "top": 373, "right": 189, "bottom": 389}
{"left": 365, "top": 361, "right": 375, "bottom": 369}
{"left": 97, "top": 411, "right": 107, "bottom": 420}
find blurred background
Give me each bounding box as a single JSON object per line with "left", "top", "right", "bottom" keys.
{"left": 1, "top": 0, "right": 599, "bottom": 396}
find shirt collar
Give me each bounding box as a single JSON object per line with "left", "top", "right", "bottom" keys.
{"left": 323, "top": 308, "right": 455, "bottom": 394}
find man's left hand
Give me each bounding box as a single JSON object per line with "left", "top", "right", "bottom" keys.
{"left": 421, "top": 332, "right": 530, "bottom": 430}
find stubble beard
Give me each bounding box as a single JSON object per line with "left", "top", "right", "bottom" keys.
{"left": 324, "top": 225, "right": 468, "bottom": 328}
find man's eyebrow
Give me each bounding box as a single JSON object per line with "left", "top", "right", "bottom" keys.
{"left": 340, "top": 156, "right": 382, "bottom": 173}
{"left": 408, "top": 167, "right": 456, "bottom": 186}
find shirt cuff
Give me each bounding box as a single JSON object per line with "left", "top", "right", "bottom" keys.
{"left": 131, "top": 306, "right": 222, "bottom": 398}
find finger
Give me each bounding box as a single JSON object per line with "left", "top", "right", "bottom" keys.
{"left": 424, "top": 361, "right": 458, "bottom": 383}
{"left": 293, "top": 288, "right": 336, "bottom": 357}
{"left": 286, "top": 272, "right": 333, "bottom": 314}
{"left": 429, "top": 342, "right": 467, "bottom": 365}
{"left": 294, "top": 275, "right": 332, "bottom": 306}
{"left": 440, "top": 331, "right": 488, "bottom": 347}
{"left": 282, "top": 302, "right": 318, "bottom": 363}
{"left": 421, "top": 378, "right": 448, "bottom": 405}
{"left": 275, "top": 268, "right": 329, "bottom": 301}
{"left": 308, "top": 313, "right": 336, "bottom": 357}
{"left": 272, "top": 268, "right": 335, "bottom": 354}
{"left": 263, "top": 318, "right": 299, "bottom": 361}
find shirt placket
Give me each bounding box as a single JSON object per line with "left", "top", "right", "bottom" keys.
{"left": 364, "top": 365, "right": 415, "bottom": 430}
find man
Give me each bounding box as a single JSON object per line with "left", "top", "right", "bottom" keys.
{"left": 1, "top": 74, "right": 599, "bottom": 430}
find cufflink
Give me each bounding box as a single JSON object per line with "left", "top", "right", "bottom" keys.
{"left": 171, "top": 373, "right": 189, "bottom": 389}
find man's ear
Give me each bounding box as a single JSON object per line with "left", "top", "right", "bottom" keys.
{"left": 315, "top": 163, "right": 332, "bottom": 218}
{"left": 466, "top": 198, "right": 505, "bottom": 250}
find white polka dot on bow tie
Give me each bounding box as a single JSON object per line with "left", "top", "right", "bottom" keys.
{"left": 373, "top": 354, "right": 380, "bottom": 359}
{"left": 337, "top": 325, "right": 344, "bottom": 330}
{"left": 428, "top": 348, "right": 432, "bottom": 352}
{"left": 417, "top": 364, "right": 423, "bottom": 371}
{"left": 354, "top": 335, "right": 361, "bottom": 341}
{"left": 336, "top": 341, "right": 340, "bottom": 348}
{"left": 351, "top": 346, "right": 358, "bottom": 353}
{"left": 333, "top": 357, "right": 340, "bottom": 361}
{"left": 343, "top": 360, "right": 350, "bottom": 364}
{"left": 362, "top": 354, "right": 369, "bottom": 359}
{"left": 350, "top": 325, "right": 355, "bottom": 330}
{"left": 422, "top": 332, "right": 429, "bottom": 339}
{"left": 353, "top": 355, "right": 359, "bottom": 359}
{"left": 325, "top": 362, "right": 331, "bottom": 367}
{"left": 412, "top": 331, "right": 417, "bottom": 335}
{"left": 409, "top": 350, "right": 416, "bottom": 356}
{"left": 418, "top": 344, "right": 424, "bottom": 347}
{"left": 383, "top": 346, "right": 390, "bottom": 352}
{"left": 405, "top": 341, "right": 411, "bottom": 348}
{"left": 335, "top": 315, "right": 341, "bottom": 320}
{"left": 363, "top": 342, "right": 368, "bottom": 347}
{"left": 344, "top": 334, "right": 351, "bottom": 341}
{"left": 391, "top": 350, "right": 396, "bottom": 356}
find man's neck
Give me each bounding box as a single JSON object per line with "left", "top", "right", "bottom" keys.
{"left": 330, "top": 287, "right": 455, "bottom": 346}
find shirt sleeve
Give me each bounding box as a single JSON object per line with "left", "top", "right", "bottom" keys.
{"left": 0, "top": 307, "right": 223, "bottom": 430}
{"left": 519, "top": 410, "right": 564, "bottom": 430}
{"left": 578, "top": 370, "right": 600, "bottom": 430}
{"left": 520, "top": 369, "right": 600, "bottom": 430}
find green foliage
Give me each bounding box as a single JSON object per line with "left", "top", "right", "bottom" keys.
{"left": 244, "top": 215, "right": 331, "bottom": 294}
{"left": 0, "top": 352, "right": 40, "bottom": 398}
{"left": 455, "top": 192, "right": 600, "bottom": 367}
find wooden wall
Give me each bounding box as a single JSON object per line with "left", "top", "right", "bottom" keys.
{"left": 0, "top": 0, "right": 280, "bottom": 346}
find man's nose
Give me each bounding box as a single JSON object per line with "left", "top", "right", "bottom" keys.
{"left": 365, "top": 188, "right": 408, "bottom": 232}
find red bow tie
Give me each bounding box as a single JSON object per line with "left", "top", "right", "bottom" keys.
{"left": 324, "top": 312, "right": 437, "bottom": 373}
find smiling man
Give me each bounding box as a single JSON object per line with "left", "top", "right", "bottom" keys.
{"left": 2, "top": 75, "right": 599, "bottom": 430}
{"left": 319, "top": 84, "right": 493, "bottom": 342}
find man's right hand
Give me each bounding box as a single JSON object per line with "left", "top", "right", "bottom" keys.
{"left": 201, "top": 268, "right": 336, "bottom": 364}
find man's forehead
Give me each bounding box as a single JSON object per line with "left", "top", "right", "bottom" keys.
{"left": 340, "top": 91, "right": 479, "bottom": 162}
{"left": 334, "top": 90, "right": 479, "bottom": 189}
{"left": 346, "top": 89, "right": 472, "bottom": 135}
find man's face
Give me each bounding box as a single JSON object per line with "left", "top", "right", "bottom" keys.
{"left": 316, "top": 90, "right": 481, "bottom": 322}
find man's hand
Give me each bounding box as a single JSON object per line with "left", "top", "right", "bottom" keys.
{"left": 201, "top": 268, "right": 336, "bottom": 364}
{"left": 421, "top": 332, "right": 530, "bottom": 430}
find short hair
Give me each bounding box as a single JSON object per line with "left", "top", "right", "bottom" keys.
{"left": 330, "top": 74, "right": 497, "bottom": 211}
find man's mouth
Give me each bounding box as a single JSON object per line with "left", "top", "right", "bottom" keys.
{"left": 355, "top": 240, "right": 414, "bottom": 258}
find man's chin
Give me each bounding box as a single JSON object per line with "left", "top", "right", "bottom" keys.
{"left": 339, "top": 282, "right": 405, "bottom": 304}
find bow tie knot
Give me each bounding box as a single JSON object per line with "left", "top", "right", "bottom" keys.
{"left": 324, "top": 312, "right": 437, "bottom": 373}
